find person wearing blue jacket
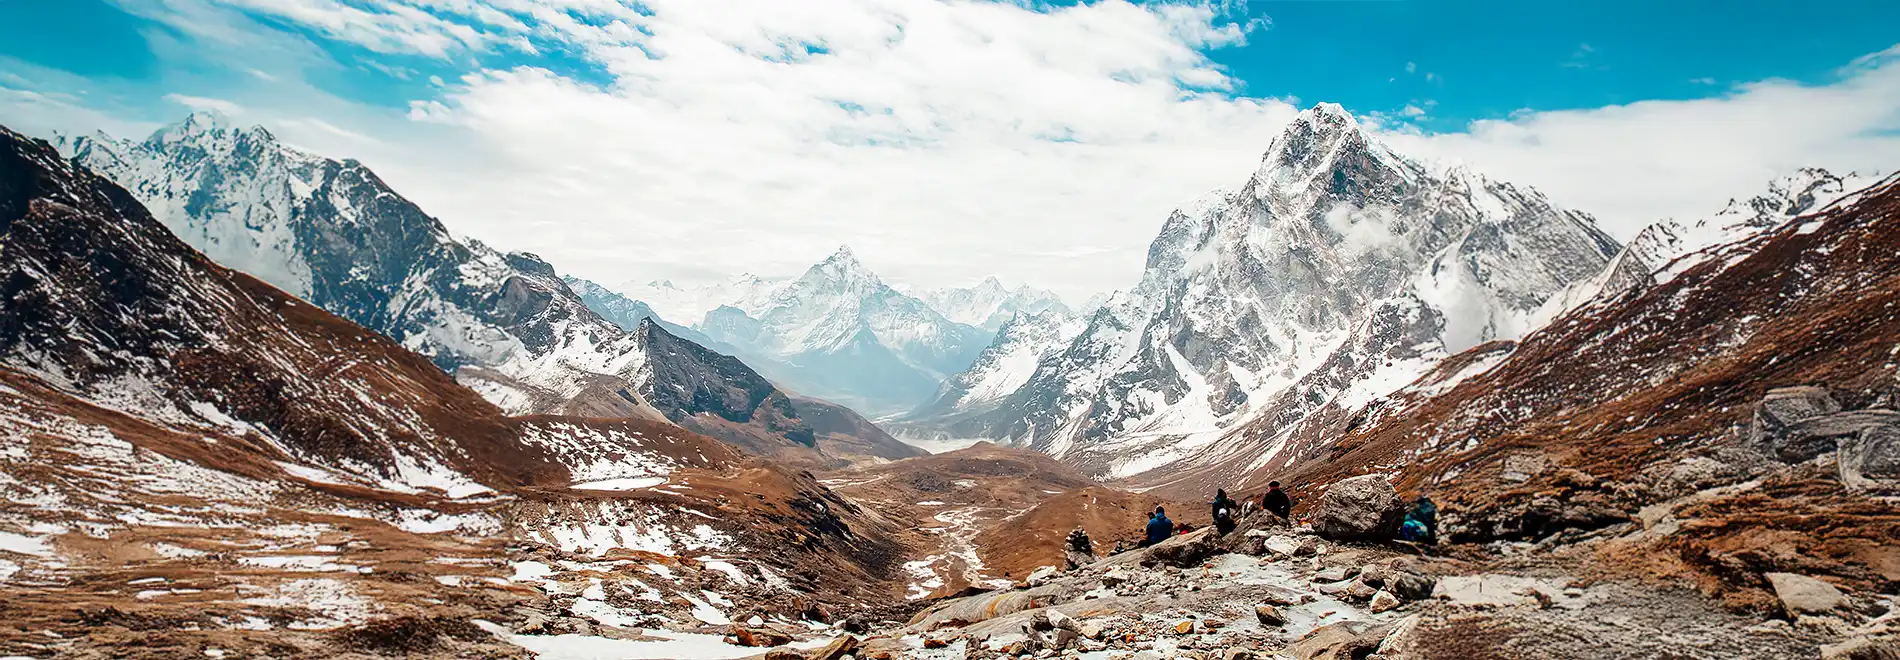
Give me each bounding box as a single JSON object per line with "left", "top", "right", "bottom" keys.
{"left": 1142, "top": 506, "right": 1174, "bottom": 547}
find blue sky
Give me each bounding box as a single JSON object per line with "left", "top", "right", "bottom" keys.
{"left": 1, "top": 0, "right": 1897, "bottom": 299}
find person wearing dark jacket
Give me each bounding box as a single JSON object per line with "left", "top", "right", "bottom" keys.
{"left": 1142, "top": 506, "right": 1173, "bottom": 547}
{"left": 1211, "top": 489, "right": 1238, "bottom": 535}
{"left": 1261, "top": 481, "right": 1293, "bottom": 520}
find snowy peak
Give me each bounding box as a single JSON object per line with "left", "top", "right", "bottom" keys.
{"left": 923, "top": 278, "right": 1071, "bottom": 332}
{"left": 149, "top": 110, "right": 235, "bottom": 144}
{"left": 1713, "top": 168, "right": 1867, "bottom": 231}
{"left": 1254, "top": 103, "right": 1416, "bottom": 202}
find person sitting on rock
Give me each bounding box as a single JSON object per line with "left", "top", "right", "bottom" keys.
{"left": 1066, "top": 527, "right": 1094, "bottom": 555}
{"left": 1211, "top": 489, "right": 1239, "bottom": 535}
{"left": 1142, "top": 506, "right": 1173, "bottom": 547}
{"left": 1261, "top": 481, "right": 1293, "bottom": 520}
{"left": 1400, "top": 495, "right": 1438, "bottom": 544}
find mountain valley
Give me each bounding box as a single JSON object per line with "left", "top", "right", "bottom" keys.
{"left": 2, "top": 101, "right": 1896, "bottom": 660}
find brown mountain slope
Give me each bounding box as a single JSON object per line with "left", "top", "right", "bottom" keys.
{"left": 1252, "top": 174, "right": 1900, "bottom": 606}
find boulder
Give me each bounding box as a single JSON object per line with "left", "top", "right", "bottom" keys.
{"left": 1820, "top": 635, "right": 1900, "bottom": 660}
{"left": 727, "top": 626, "right": 794, "bottom": 647}
{"left": 1142, "top": 529, "right": 1222, "bottom": 569}
{"left": 1285, "top": 621, "right": 1394, "bottom": 660}
{"left": 1314, "top": 566, "right": 1355, "bottom": 583}
{"left": 1842, "top": 424, "right": 1900, "bottom": 488}
{"left": 1312, "top": 475, "right": 1405, "bottom": 541}
{"left": 1370, "top": 590, "right": 1402, "bottom": 613}
{"left": 1255, "top": 604, "right": 1286, "bottom": 627}
{"left": 1024, "top": 565, "right": 1060, "bottom": 587}
{"left": 1766, "top": 573, "right": 1847, "bottom": 617}
{"left": 1386, "top": 572, "right": 1436, "bottom": 602}
{"left": 1174, "top": 620, "right": 1195, "bottom": 635}
{"left": 807, "top": 634, "right": 859, "bottom": 660}
{"left": 1755, "top": 386, "right": 1843, "bottom": 461}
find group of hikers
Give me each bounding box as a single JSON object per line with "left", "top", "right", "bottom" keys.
{"left": 1117, "top": 480, "right": 1438, "bottom": 551}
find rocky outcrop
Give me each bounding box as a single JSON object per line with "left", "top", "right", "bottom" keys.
{"left": 1753, "top": 386, "right": 1900, "bottom": 490}
{"left": 1312, "top": 475, "right": 1405, "bottom": 541}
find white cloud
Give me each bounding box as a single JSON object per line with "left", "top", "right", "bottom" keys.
{"left": 164, "top": 93, "right": 245, "bottom": 115}
{"left": 1389, "top": 44, "right": 1900, "bottom": 237}
{"left": 5, "top": 0, "right": 1897, "bottom": 305}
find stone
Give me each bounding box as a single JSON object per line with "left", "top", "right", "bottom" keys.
{"left": 1842, "top": 424, "right": 1900, "bottom": 488}
{"left": 1256, "top": 604, "right": 1287, "bottom": 627}
{"left": 1046, "top": 609, "right": 1079, "bottom": 632}
{"left": 1028, "top": 610, "right": 1055, "bottom": 632}
{"left": 1314, "top": 566, "right": 1354, "bottom": 583}
{"left": 1344, "top": 580, "right": 1379, "bottom": 601}
{"left": 1052, "top": 629, "right": 1080, "bottom": 650}
{"left": 1312, "top": 475, "right": 1406, "bottom": 541}
{"left": 1294, "top": 537, "right": 1321, "bottom": 557}
{"left": 762, "top": 651, "right": 803, "bottom": 660}
{"left": 807, "top": 634, "right": 859, "bottom": 660}
{"left": 923, "top": 638, "right": 949, "bottom": 649}
{"left": 1820, "top": 635, "right": 1900, "bottom": 660}
{"left": 1175, "top": 620, "right": 1196, "bottom": 635}
{"left": 1024, "top": 565, "right": 1060, "bottom": 587}
{"left": 1766, "top": 573, "right": 1847, "bottom": 617}
{"left": 1286, "top": 621, "right": 1395, "bottom": 660}
{"left": 1359, "top": 565, "right": 1391, "bottom": 588}
{"left": 1370, "top": 590, "right": 1402, "bottom": 613}
{"left": 1143, "top": 529, "right": 1223, "bottom": 569}
{"left": 1102, "top": 568, "right": 1134, "bottom": 587}
{"left": 1387, "top": 572, "right": 1435, "bottom": 602}
{"left": 1079, "top": 622, "right": 1106, "bottom": 640}
{"left": 1222, "top": 649, "right": 1257, "bottom": 660}
{"left": 728, "top": 626, "right": 794, "bottom": 647}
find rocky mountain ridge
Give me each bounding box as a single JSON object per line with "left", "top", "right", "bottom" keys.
{"left": 54, "top": 112, "right": 909, "bottom": 465}
{"left": 906, "top": 103, "right": 1622, "bottom": 480}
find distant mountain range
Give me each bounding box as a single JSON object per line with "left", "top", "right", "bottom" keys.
{"left": 601, "top": 249, "right": 1068, "bottom": 416}
{"left": 55, "top": 112, "right": 917, "bottom": 466}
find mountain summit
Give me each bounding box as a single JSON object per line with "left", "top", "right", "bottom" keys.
{"left": 906, "top": 103, "right": 1622, "bottom": 478}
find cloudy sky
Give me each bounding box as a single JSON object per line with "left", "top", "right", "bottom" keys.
{"left": 2, "top": 0, "right": 1897, "bottom": 302}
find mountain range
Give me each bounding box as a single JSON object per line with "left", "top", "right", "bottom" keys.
{"left": 54, "top": 112, "right": 917, "bottom": 466}
{"left": 605, "top": 249, "right": 1053, "bottom": 415}
{"left": 900, "top": 103, "right": 1626, "bottom": 477}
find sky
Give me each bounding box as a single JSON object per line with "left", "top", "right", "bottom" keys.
{"left": 1, "top": 0, "right": 1897, "bottom": 303}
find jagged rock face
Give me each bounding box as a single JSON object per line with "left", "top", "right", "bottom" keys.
{"left": 914, "top": 104, "right": 1620, "bottom": 478}
{"left": 55, "top": 113, "right": 832, "bottom": 453}
{"left": 923, "top": 277, "right": 1071, "bottom": 333}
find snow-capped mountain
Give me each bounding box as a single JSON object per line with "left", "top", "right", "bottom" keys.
{"left": 1532, "top": 168, "right": 1874, "bottom": 327}
{"left": 922, "top": 277, "right": 1071, "bottom": 332}
{"left": 908, "top": 103, "right": 1622, "bottom": 478}
{"left": 618, "top": 274, "right": 785, "bottom": 327}
{"left": 901, "top": 309, "right": 1088, "bottom": 425}
{"left": 638, "top": 247, "right": 993, "bottom": 415}
{"left": 53, "top": 112, "right": 904, "bottom": 463}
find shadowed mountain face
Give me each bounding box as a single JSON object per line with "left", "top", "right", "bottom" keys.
{"left": 55, "top": 113, "right": 911, "bottom": 465}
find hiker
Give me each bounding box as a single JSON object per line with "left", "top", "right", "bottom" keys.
{"left": 1211, "top": 489, "right": 1238, "bottom": 535}
{"left": 1066, "top": 527, "right": 1094, "bottom": 555}
{"left": 1400, "top": 495, "right": 1438, "bottom": 544}
{"left": 1141, "top": 506, "right": 1173, "bottom": 547}
{"left": 1261, "top": 480, "right": 1293, "bottom": 520}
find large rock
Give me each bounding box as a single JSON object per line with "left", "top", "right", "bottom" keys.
{"left": 1142, "top": 528, "right": 1222, "bottom": 568}
{"left": 1285, "top": 620, "right": 1394, "bottom": 660}
{"left": 1312, "top": 475, "right": 1406, "bottom": 541}
{"left": 1765, "top": 573, "right": 1847, "bottom": 617}
{"left": 1842, "top": 424, "right": 1900, "bottom": 488}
